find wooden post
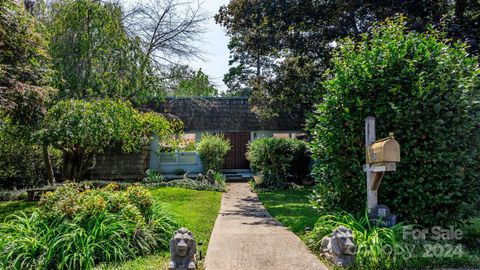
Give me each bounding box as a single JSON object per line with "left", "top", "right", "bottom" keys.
{"left": 365, "top": 117, "right": 377, "bottom": 213}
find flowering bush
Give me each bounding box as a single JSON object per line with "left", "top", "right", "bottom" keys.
{"left": 1, "top": 182, "right": 177, "bottom": 269}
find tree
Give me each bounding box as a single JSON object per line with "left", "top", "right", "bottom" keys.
{"left": 42, "top": 99, "right": 180, "bottom": 180}
{"left": 124, "top": 0, "right": 209, "bottom": 66}
{"left": 0, "top": 0, "right": 57, "bottom": 185}
{"left": 48, "top": 0, "right": 162, "bottom": 102}
{"left": 308, "top": 17, "right": 480, "bottom": 226}
{"left": 175, "top": 69, "right": 217, "bottom": 97}
{"left": 216, "top": 0, "right": 480, "bottom": 117}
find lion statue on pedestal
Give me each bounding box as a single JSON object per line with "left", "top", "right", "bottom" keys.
{"left": 168, "top": 228, "right": 196, "bottom": 270}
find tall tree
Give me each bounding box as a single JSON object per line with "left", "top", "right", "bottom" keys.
{"left": 48, "top": 0, "right": 161, "bottom": 102}
{"left": 0, "top": 0, "right": 56, "bottom": 184}
{"left": 216, "top": 0, "right": 480, "bottom": 118}
{"left": 124, "top": 0, "right": 209, "bottom": 66}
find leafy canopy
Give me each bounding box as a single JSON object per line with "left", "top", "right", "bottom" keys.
{"left": 0, "top": 0, "right": 53, "bottom": 128}
{"left": 217, "top": 0, "right": 480, "bottom": 117}
{"left": 309, "top": 17, "right": 480, "bottom": 226}
{"left": 48, "top": 0, "right": 161, "bottom": 102}
{"left": 42, "top": 99, "right": 181, "bottom": 179}
{"left": 43, "top": 99, "right": 178, "bottom": 154}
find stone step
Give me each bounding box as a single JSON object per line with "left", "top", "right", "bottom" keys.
{"left": 224, "top": 174, "right": 248, "bottom": 182}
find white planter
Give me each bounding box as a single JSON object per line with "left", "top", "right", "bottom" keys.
{"left": 253, "top": 174, "right": 264, "bottom": 185}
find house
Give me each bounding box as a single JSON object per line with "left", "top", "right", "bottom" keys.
{"left": 88, "top": 97, "right": 305, "bottom": 180}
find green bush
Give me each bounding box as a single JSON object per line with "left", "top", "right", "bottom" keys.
{"left": 0, "top": 120, "right": 62, "bottom": 189}
{"left": 246, "top": 137, "right": 310, "bottom": 188}
{"left": 197, "top": 133, "right": 231, "bottom": 172}
{"left": 308, "top": 17, "right": 480, "bottom": 226}
{"left": 0, "top": 182, "right": 177, "bottom": 269}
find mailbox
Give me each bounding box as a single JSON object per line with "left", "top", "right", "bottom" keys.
{"left": 365, "top": 133, "right": 400, "bottom": 191}
{"left": 367, "top": 133, "right": 400, "bottom": 165}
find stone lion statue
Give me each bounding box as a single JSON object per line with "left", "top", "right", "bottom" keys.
{"left": 320, "top": 225, "right": 357, "bottom": 266}
{"left": 168, "top": 228, "right": 197, "bottom": 270}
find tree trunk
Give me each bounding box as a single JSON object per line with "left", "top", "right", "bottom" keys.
{"left": 455, "top": 0, "right": 467, "bottom": 22}
{"left": 43, "top": 144, "right": 56, "bottom": 185}
{"left": 63, "top": 151, "right": 75, "bottom": 181}
{"left": 256, "top": 53, "right": 261, "bottom": 77}
{"left": 62, "top": 150, "right": 95, "bottom": 181}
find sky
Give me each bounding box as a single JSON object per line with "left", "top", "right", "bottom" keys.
{"left": 188, "top": 0, "right": 231, "bottom": 92}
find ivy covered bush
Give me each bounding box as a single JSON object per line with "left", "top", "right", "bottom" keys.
{"left": 308, "top": 17, "right": 480, "bottom": 226}
{"left": 197, "top": 133, "right": 231, "bottom": 172}
{"left": 0, "top": 182, "right": 177, "bottom": 269}
{"left": 246, "top": 137, "right": 310, "bottom": 188}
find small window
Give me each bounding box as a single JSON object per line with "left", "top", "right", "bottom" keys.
{"left": 273, "top": 133, "right": 290, "bottom": 138}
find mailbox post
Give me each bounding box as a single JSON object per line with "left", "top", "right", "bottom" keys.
{"left": 365, "top": 117, "right": 377, "bottom": 213}
{"left": 364, "top": 117, "right": 400, "bottom": 227}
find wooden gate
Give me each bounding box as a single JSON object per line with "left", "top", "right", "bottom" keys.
{"left": 223, "top": 132, "right": 250, "bottom": 169}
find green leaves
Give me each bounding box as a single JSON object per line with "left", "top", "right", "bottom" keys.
{"left": 309, "top": 16, "right": 480, "bottom": 227}
{"left": 197, "top": 133, "right": 231, "bottom": 172}
{"left": 42, "top": 99, "right": 178, "bottom": 179}
{"left": 246, "top": 137, "right": 310, "bottom": 188}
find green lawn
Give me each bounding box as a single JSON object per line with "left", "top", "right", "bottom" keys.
{"left": 257, "top": 187, "right": 319, "bottom": 237}
{"left": 101, "top": 187, "right": 222, "bottom": 270}
{"left": 0, "top": 200, "right": 37, "bottom": 221}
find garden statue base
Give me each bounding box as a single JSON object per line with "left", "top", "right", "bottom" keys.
{"left": 168, "top": 228, "right": 197, "bottom": 270}
{"left": 320, "top": 225, "right": 357, "bottom": 267}
{"left": 368, "top": 204, "right": 397, "bottom": 227}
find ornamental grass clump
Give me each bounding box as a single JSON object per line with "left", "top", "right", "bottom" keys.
{"left": 308, "top": 212, "right": 410, "bottom": 269}
{"left": 0, "top": 182, "right": 177, "bottom": 269}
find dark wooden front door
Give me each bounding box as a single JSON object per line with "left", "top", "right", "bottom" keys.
{"left": 223, "top": 132, "right": 250, "bottom": 169}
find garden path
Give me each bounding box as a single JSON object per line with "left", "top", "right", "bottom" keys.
{"left": 204, "top": 182, "right": 328, "bottom": 270}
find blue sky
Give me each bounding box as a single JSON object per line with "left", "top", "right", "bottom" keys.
{"left": 189, "top": 0, "right": 230, "bottom": 92}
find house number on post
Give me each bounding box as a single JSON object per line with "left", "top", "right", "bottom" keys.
{"left": 363, "top": 117, "right": 400, "bottom": 227}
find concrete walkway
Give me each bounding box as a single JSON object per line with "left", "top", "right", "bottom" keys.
{"left": 205, "top": 183, "right": 328, "bottom": 270}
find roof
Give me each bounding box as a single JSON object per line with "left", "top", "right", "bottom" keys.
{"left": 148, "top": 97, "right": 305, "bottom": 132}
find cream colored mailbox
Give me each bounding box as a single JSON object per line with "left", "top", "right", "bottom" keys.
{"left": 367, "top": 133, "right": 400, "bottom": 173}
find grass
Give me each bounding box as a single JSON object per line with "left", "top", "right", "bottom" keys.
{"left": 257, "top": 187, "right": 319, "bottom": 237}
{"left": 100, "top": 187, "right": 222, "bottom": 270}
{"left": 0, "top": 200, "right": 36, "bottom": 221}
{"left": 257, "top": 187, "right": 480, "bottom": 269}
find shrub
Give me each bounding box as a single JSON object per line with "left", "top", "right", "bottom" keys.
{"left": 197, "top": 133, "right": 231, "bottom": 172}
{"left": 308, "top": 17, "right": 480, "bottom": 226}
{"left": 143, "top": 169, "right": 166, "bottom": 184}
{"left": 155, "top": 178, "right": 226, "bottom": 192}
{"left": 0, "top": 120, "right": 62, "bottom": 189}
{"left": 0, "top": 183, "right": 178, "bottom": 269}
{"left": 246, "top": 137, "right": 310, "bottom": 188}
